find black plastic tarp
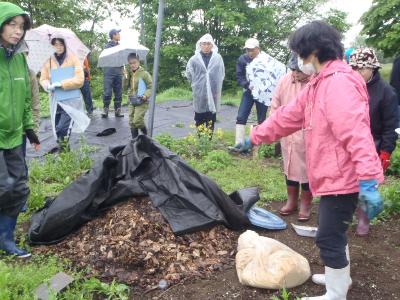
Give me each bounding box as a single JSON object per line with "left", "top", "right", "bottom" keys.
{"left": 28, "top": 135, "right": 259, "bottom": 244}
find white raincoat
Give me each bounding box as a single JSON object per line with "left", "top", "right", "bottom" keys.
{"left": 246, "top": 51, "right": 286, "bottom": 106}
{"left": 185, "top": 34, "right": 225, "bottom": 113}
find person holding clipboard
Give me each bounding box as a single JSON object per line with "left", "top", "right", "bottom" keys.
{"left": 40, "top": 37, "right": 85, "bottom": 150}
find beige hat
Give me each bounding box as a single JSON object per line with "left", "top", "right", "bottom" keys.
{"left": 244, "top": 38, "right": 260, "bottom": 49}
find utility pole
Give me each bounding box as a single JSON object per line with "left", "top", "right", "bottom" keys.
{"left": 148, "top": 0, "right": 165, "bottom": 137}
{"left": 139, "top": 0, "right": 147, "bottom": 68}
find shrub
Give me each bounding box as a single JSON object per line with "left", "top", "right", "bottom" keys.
{"left": 258, "top": 143, "right": 278, "bottom": 159}
{"left": 201, "top": 150, "right": 233, "bottom": 172}
{"left": 387, "top": 142, "right": 400, "bottom": 176}
{"left": 380, "top": 180, "right": 400, "bottom": 218}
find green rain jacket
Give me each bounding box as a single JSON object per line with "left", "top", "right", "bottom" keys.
{"left": 0, "top": 2, "right": 33, "bottom": 149}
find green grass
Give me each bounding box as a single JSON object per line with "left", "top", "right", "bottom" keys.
{"left": 156, "top": 87, "right": 193, "bottom": 103}
{"left": 203, "top": 157, "right": 287, "bottom": 202}
{"left": 5, "top": 126, "right": 398, "bottom": 298}
{"left": 0, "top": 255, "right": 129, "bottom": 300}
{"left": 26, "top": 139, "right": 94, "bottom": 213}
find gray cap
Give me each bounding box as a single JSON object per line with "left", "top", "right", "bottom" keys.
{"left": 288, "top": 52, "right": 300, "bottom": 71}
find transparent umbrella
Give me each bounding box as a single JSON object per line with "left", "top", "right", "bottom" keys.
{"left": 97, "top": 43, "right": 149, "bottom": 68}
{"left": 24, "top": 24, "right": 90, "bottom": 74}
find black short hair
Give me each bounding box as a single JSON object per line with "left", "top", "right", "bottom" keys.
{"left": 0, "top": 14, "right": 31, "bottom": 35}
{"left": 127, "top": 52, "right": 139, "bottom": 62}
{"left": 289, "top": 21, "right": 344, "bottom": 64}
{"left": 51, "top": 38, "right": 65, "bottom": 46}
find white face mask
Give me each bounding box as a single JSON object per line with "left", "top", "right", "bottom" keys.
{"left": 298, "top": 57, "right": 317, "bottom": 76}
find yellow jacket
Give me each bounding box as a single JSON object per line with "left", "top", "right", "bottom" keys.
{"left": 40, "top": 52, "right": 84, "bottom": 91}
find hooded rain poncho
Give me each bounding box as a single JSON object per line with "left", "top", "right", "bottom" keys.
{"left": 186, "top": 34, "right": 225, "bottom": 113}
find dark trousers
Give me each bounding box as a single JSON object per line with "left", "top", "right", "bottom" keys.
{"left": 103, "top": 74, "right": 123, "bottom": 109}
{"left": 80, "top": 79, "right": 93, "bottom": 113}
{"left": 194, "top": 111, "right": 217, "bottom": 132}
{"left": 286, "top": 176, "right": 310, "bottom": 191}
{"left": 316, "top": 193, "right": 358, "bottom": 269}
{"left": 0, "top": 146, "right": 29, "bottom": 217}
{"left": 236, "top": 89, "right": 268, "bottom": 125}
{"left": 55, "top": 105, "right": 72, "bottom": 140}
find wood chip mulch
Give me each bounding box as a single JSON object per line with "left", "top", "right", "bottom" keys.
{"left": 33, "top": 197, "right": 239, "bottom": 290}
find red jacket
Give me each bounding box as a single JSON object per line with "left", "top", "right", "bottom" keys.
{"left": 251, "top": 60, "right": 384, "bottom": 196}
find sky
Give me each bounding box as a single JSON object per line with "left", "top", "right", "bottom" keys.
{"left": 322, "top": 0, "right": 373, "bottom": 47}
{"left": 100, "top": 0, "right": 373, "bottom": 47}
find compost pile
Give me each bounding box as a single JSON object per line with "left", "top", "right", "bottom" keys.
{"left": 34, "top": 197, "right": 239, "bottom": 289}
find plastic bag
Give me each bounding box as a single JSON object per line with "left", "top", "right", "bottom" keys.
{"left": 236, "top": 230, "right": 310, "bottom": 289}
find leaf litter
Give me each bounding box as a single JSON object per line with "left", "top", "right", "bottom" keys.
{"left": 33, "top": 197, "right": 238, "bottom": 290}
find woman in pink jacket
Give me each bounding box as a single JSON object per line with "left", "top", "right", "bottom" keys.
{"left": 250, "top": 21, "right": 384, "bottom": 299}
{"left": 271, "top": 53, "right": 312, "bottom": 221}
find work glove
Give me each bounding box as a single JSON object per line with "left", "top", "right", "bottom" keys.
{"left": 358, "top": 179, "right": 384, "bottom": 220}
{"left": 47, "top": 82, "right": 62, "bottom": 92}
{"left": 25, "top": 129, "right": 40, "bottom": 145}
{"left": 379, "top": 151, "right": 391, "bottom": 172}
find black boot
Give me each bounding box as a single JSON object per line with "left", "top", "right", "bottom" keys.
{"left": 130, "top": 128, "right": 139, "bottom": 139}
{"left": 101, "top": 106, "right": 109, "bottom": 118}
{"left": 140, "top": 126, "right": 147, "bottom": 135}
{"left": 115, "top": 107, "right": 124, "bottom": 118}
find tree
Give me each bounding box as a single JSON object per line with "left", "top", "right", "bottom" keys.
{"left": 6, "top": 0, "right": 135, "bottom": 51}
{"left": 323, "top": 8, "right": 351, "bottom": 34}
{"left": 132, "top": 0, "right": 349, "bottom": 91}
{"left": 361, "top": 0, "right": 400, "bottom": 57}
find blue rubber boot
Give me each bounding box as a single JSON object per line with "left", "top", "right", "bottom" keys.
{"left": 0, "top": 213, "right": 31, "bottom": 258}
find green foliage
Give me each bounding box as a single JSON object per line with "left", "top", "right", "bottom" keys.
{"left": 270, "top": 287, "right": 300, "bottom": 300}
{"left": 76, "top": 278, "right": 129, "bottom": 300}
{"left": 380, "top": 179, "right": 400, "bottom": 218}
{"left": 380, "top": 64, "right": 393, "bottom": 81}
{"left": 387, "top": 142, "right": 400, "bottom": 176}
{"left": 323, "top": 8, "right": 351, "bottom": 34}
{"left": 39, "top": 92, "right": 50, "bottom": 118}
{"left": 9, "top": 0, "right": 134, "bottom": 51}
{"left": 193, "top": 150, "right": 233, "bottom": 173}
{"left": 0, "top": 256, "right": 65, "bottom": 300}
{"left": 27, "top": 141, "right": 94, "bottom": 212}
{"left": 258, "top": 143, "right": 277, "bottom": 159}
{"left": 157, "top": 87, "right": 193, "bottom": 102}
{"left": 133, "top": 0, "right": 329, "bottom": 91}
{"left": 156, "top": 125, "right": 225, "bottom": 159}
{"left": 0, "top": 255, "right": 130, "bottom": 300}
{"left": 361, "top": 0, "right": 400, "bottom": 57}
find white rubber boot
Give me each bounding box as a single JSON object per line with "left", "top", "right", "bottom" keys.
{"left": 302, "top": 265, "right": 351, "bottom": 300}
{"left": 312, "top": 245, "right": 351, "bottom": 286}
{"left": 228, "top": 124, "right": 245, "bottom": 152}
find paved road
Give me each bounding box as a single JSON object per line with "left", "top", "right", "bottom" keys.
{"left": 26, "top": 100, "right": 246, "bottom": 161}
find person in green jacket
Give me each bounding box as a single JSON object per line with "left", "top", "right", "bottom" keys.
{"left": 127, "top": 53, "right": 152, "bottom": 138}
{"left": 0, "top": 2, "right": 40, "bottom": 258}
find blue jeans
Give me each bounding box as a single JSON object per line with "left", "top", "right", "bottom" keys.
{"left": 55, "top": 105, "right": 72, "bottom": 140}
{"left": 80, "top": 79, "right": 93, "bottom": 113}
{"left": 236, "top": 89, "right": 268, "bottom": 125}
{"left": 103, "top": 74, "right": 123, "bottom": 109}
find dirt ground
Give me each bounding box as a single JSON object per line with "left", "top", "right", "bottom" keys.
{"left": 144, "top": 201, "right": 400, "bottom": 300}
{"left": 34, "top": 199, "right": 400, "bottom": 300}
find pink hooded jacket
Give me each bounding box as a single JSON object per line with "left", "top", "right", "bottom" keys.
{"left": 251, "top": 60, "right": 384, "bottom": 196}
{"left": 270, "top": 72, "right": 309, "bottom": 183}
